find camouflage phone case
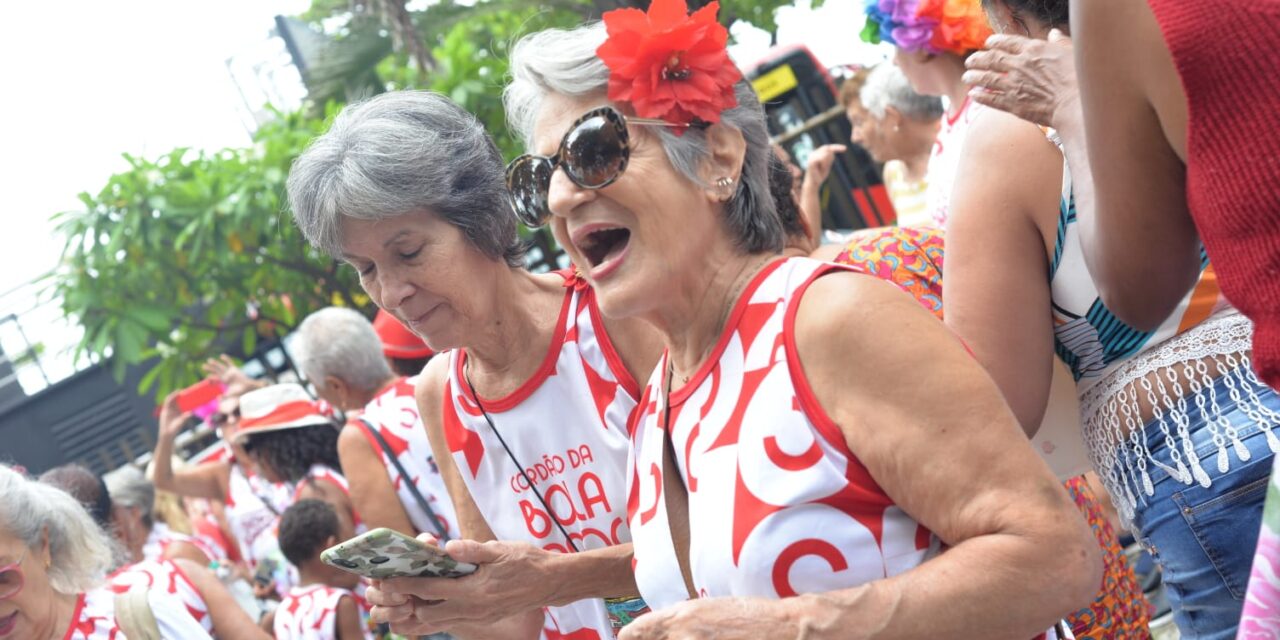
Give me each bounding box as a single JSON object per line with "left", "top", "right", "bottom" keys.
{"left": 320, "top": 528, "right": 478, "bottom": 579}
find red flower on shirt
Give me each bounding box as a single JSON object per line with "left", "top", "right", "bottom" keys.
{"left": 596, "top": 0, "right": 742, "bottom": 128}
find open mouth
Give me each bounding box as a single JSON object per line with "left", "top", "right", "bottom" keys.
{"left": 576, "top": 226, "right": 631, "bottom": 269}
{"left": 0, "top": 610, "right": 18, "bottom": 636}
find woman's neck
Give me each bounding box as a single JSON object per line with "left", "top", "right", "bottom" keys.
{"left": 645, "top": 250, "right": 778, "bottom": 384}
{"left": 45, "top": 590, "right": 80, "bottom": 640}
{"left": 936, "top": 56, "right": 972, "bottom": 121}
{"left": 464, "top": 269, "right": 562, "bottom": 388}
{"left": 903, "top": 150, "right": 931, "bottom": 182}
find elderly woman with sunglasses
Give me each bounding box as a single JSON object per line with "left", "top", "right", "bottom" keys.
{"left": 0, "top": 464, "right": 212, "bottom": 639}
{"left": 490, "top": 1, "right": 1101, "bottom": 638}
{"left": 288, "top": 90, "right": 663, "bottom": 640}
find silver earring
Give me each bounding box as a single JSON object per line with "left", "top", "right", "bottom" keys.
{"left": 716, "top": 176, "right": 734, "bottom": 188}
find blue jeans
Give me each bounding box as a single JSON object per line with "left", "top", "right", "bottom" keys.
{"left": 1126, "top": 377, "right": 1278, "bottom": 639}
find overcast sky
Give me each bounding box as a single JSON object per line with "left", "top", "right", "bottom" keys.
{"left": 0, "top": 0, "right": 882, "bottom": 297}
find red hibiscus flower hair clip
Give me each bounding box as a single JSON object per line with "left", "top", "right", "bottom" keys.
{"left": 596, "top": 0, "right": 743, "bottom": 129}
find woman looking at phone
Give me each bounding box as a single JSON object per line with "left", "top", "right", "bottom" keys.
{"left": 287, "top": 90, "right": 662, "bottom": 639}
{"left": 486, "top": 3, "right": 1098, "bottom": 637}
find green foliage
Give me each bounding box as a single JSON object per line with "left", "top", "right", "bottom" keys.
{"left": 50, "top": 0, "right": 812, "bottom": 398}
{"left": 48, "top": 106, "right": 370, "bottom": 398}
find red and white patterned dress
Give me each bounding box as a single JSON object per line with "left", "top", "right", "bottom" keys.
{"left": 108, "top": 559, "right": 212, "bottom": 634}
{"left": 349, "top": 377, "right": 459, "bottom": 538}
{"left": 273, "top": 584, "right": 373, "bottom": 640}
{"left": 63, "top": 585, "right": 211, "bottom": 639}
{"left": 441, "top": 272, "right": 638, "bottom": 640}
{"left": 627, "top": 257, "right": 941, "bottom": 608}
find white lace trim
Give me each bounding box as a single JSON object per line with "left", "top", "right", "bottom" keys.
{"left": 1080, "top": 310, "right": 1280, "bottom": 527}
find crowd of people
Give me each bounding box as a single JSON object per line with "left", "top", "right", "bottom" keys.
{"left": 2, "top": 0, "right": 1276, "bottom": 638}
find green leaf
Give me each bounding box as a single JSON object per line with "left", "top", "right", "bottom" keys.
{"left": 242, "top": 325, "right": 257, "bottom": 357}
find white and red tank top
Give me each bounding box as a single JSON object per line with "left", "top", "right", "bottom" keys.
{"left": 142, "top": 521, "right": 223, "bottom": 565}
{"left": 108, "top": 559, "right": 212, "bottom": 634}
{"left": 350, "top": 377, "right": 459, "bottom": 538}
{"left": 627, "top": 257, "right": 941, "bottom": 609}
{"left": 441, "top": 272, "right": 639, "bottom": 640}
{"left": 63, "top": 586, "right": 211, "bottom": 640}
{"left": 273, "top": 584, "right": 373, "bottom": 640}
{"left": 226, "top": 460, "right": 291, "bottom": 566}
{"left": 925, "top": 97, "right": 981, "bottom": 228}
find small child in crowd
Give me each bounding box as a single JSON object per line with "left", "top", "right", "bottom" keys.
{"left": 273, "top": 499, "right": 371, "bottom": 640}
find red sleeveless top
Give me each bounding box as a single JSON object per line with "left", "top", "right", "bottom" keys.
{"left": 1146, "top": 0, "right": 1280, "bottom": 389}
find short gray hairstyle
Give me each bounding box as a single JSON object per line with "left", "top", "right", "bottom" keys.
{"left": 504, "top": 23, "right": 783, "bottom": 254}
{"left": 105, "top": 466, "right": 155, "bottom": 529}
{"left": 288, "top": 91, "right": 525, "bottom": 266}
{"left": 860, "top": 64, "right": 945, "bottom": 122}
{"left": 294, "top": 306, "right": 393, "bottom": 394}
{"left": 0, "top": 465, "right": 113, "bottom": 594}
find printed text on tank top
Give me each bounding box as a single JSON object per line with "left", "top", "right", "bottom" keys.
{"left": 441, "top": 272, "right": 637, "bottom": 640}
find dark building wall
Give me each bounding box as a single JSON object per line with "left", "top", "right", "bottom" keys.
{"left": 0, "top": 359, "right": 160, "bottom": 476}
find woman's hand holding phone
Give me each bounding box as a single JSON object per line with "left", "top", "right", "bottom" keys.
{"left": 365, "top": 532, "right": 555, "bottom": 639}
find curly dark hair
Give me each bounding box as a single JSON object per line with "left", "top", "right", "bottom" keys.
{"left": 982, "top": 0, "right": 1068, "bottom": 31}
{"left": 768, "top": 152, "right": 807, "bottom": 240}
{"left": 242, "top": 424, "right": 342, "bottom": 484}
{"left": 278, "top": 499, "right": 340, "bottom": 567}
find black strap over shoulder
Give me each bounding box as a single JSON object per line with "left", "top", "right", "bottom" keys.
{"left": 357, "top": 417, "right": 451, "bottom": 542}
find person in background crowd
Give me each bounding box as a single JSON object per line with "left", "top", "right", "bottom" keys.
{"left": 288, "top": 89, "right": 662, "bottom": 640}
{"left": 486, "top": 6, "right": 1096, "bottom": 637}
{"left": 37, "top": 464, "right": 116, "bottom": 533}
{"left": 951, "top": 0, "right": 1278, "bottom": 636}
{"left": 373, "top": 309, "right": 436, "bottom": 377}
{"left": 294, "top": 306, "right": 458, "bottom": 539}
{"left": 96, "top": 467, "right": 272, "bottom": 639}
{"left": 863, "top": 0, "right": 993, "bottom": 227}
{"left": 793, "top": 68, "right": 872, "bottom": 237}
{"left": 0, "top": 464, "right": 211, "bottom": 639}
{"left": 852, "top": 64, "right": 942, "bottom": 228}
{"left": 105, "top": 467, "right": 218, "bottom": 567}
{"left": 273, "top": 500, "right": 371, "bottom": 640}
{"left": 799, "top": 63, "right": 941, "bottom": 233}
{"left": 151, "top": 360, "right": 291, "bottom": 571}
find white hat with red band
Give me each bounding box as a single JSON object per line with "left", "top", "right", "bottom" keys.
{"left": 233, "top": 383, "right": 333, "bottom": 442}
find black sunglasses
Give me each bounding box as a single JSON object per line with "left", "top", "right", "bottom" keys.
{"left": 211, "top": 407, "right": 240, "bottom": 428}
{"left": 505, "top": 106, "right": 702, "bottom": 228}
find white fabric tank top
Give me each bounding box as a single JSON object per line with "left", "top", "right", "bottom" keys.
{"left": 441, "top": 273, "right": 639, "bottom": 640}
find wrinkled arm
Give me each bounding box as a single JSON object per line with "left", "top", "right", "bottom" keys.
{"left": 1070, "top": 0, "right": 1199, "bottom": 329}
{"left": 336, "top": 422, "right": 418, "bottom": 536}
{"left": 791, "top": 274, "right": 1099, "bottom": 638}
{"left": 944, "top": 109, "right": 1059, "bottom": 434}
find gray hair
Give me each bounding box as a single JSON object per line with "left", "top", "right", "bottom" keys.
{"left": 288, "top": 91, "right": 525, "bottom": 267}
{"left": 105, "top": 466, "right": 155, "bottom": 530}
{"left": 860, "top": 64, "right": 945, "bottom": 122}
{"left": 294, "top": 306, "right": 393, "bottom": 394}
{"left": 0, "top": 465, "right": 113, "bottom": 594}
{"left": 504, "top": 23, "right": 783, "bottom": 254}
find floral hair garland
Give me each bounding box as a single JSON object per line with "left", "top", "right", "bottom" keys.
{"left": 596, "top": 0, "right": 743, "bottom": 129}
{"left": 862, "top": 0, "right": 992, "bottom": 56}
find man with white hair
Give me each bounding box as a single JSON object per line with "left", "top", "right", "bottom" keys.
{"left": 293, "top": 306, "right": 458, "bottom": 540}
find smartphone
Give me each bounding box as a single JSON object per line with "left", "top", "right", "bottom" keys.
{"left": 177, "top": 378, "right": 223, "bottom": 413}
{"left": 321, "top": 528, "right": 477, "bottom": 580}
